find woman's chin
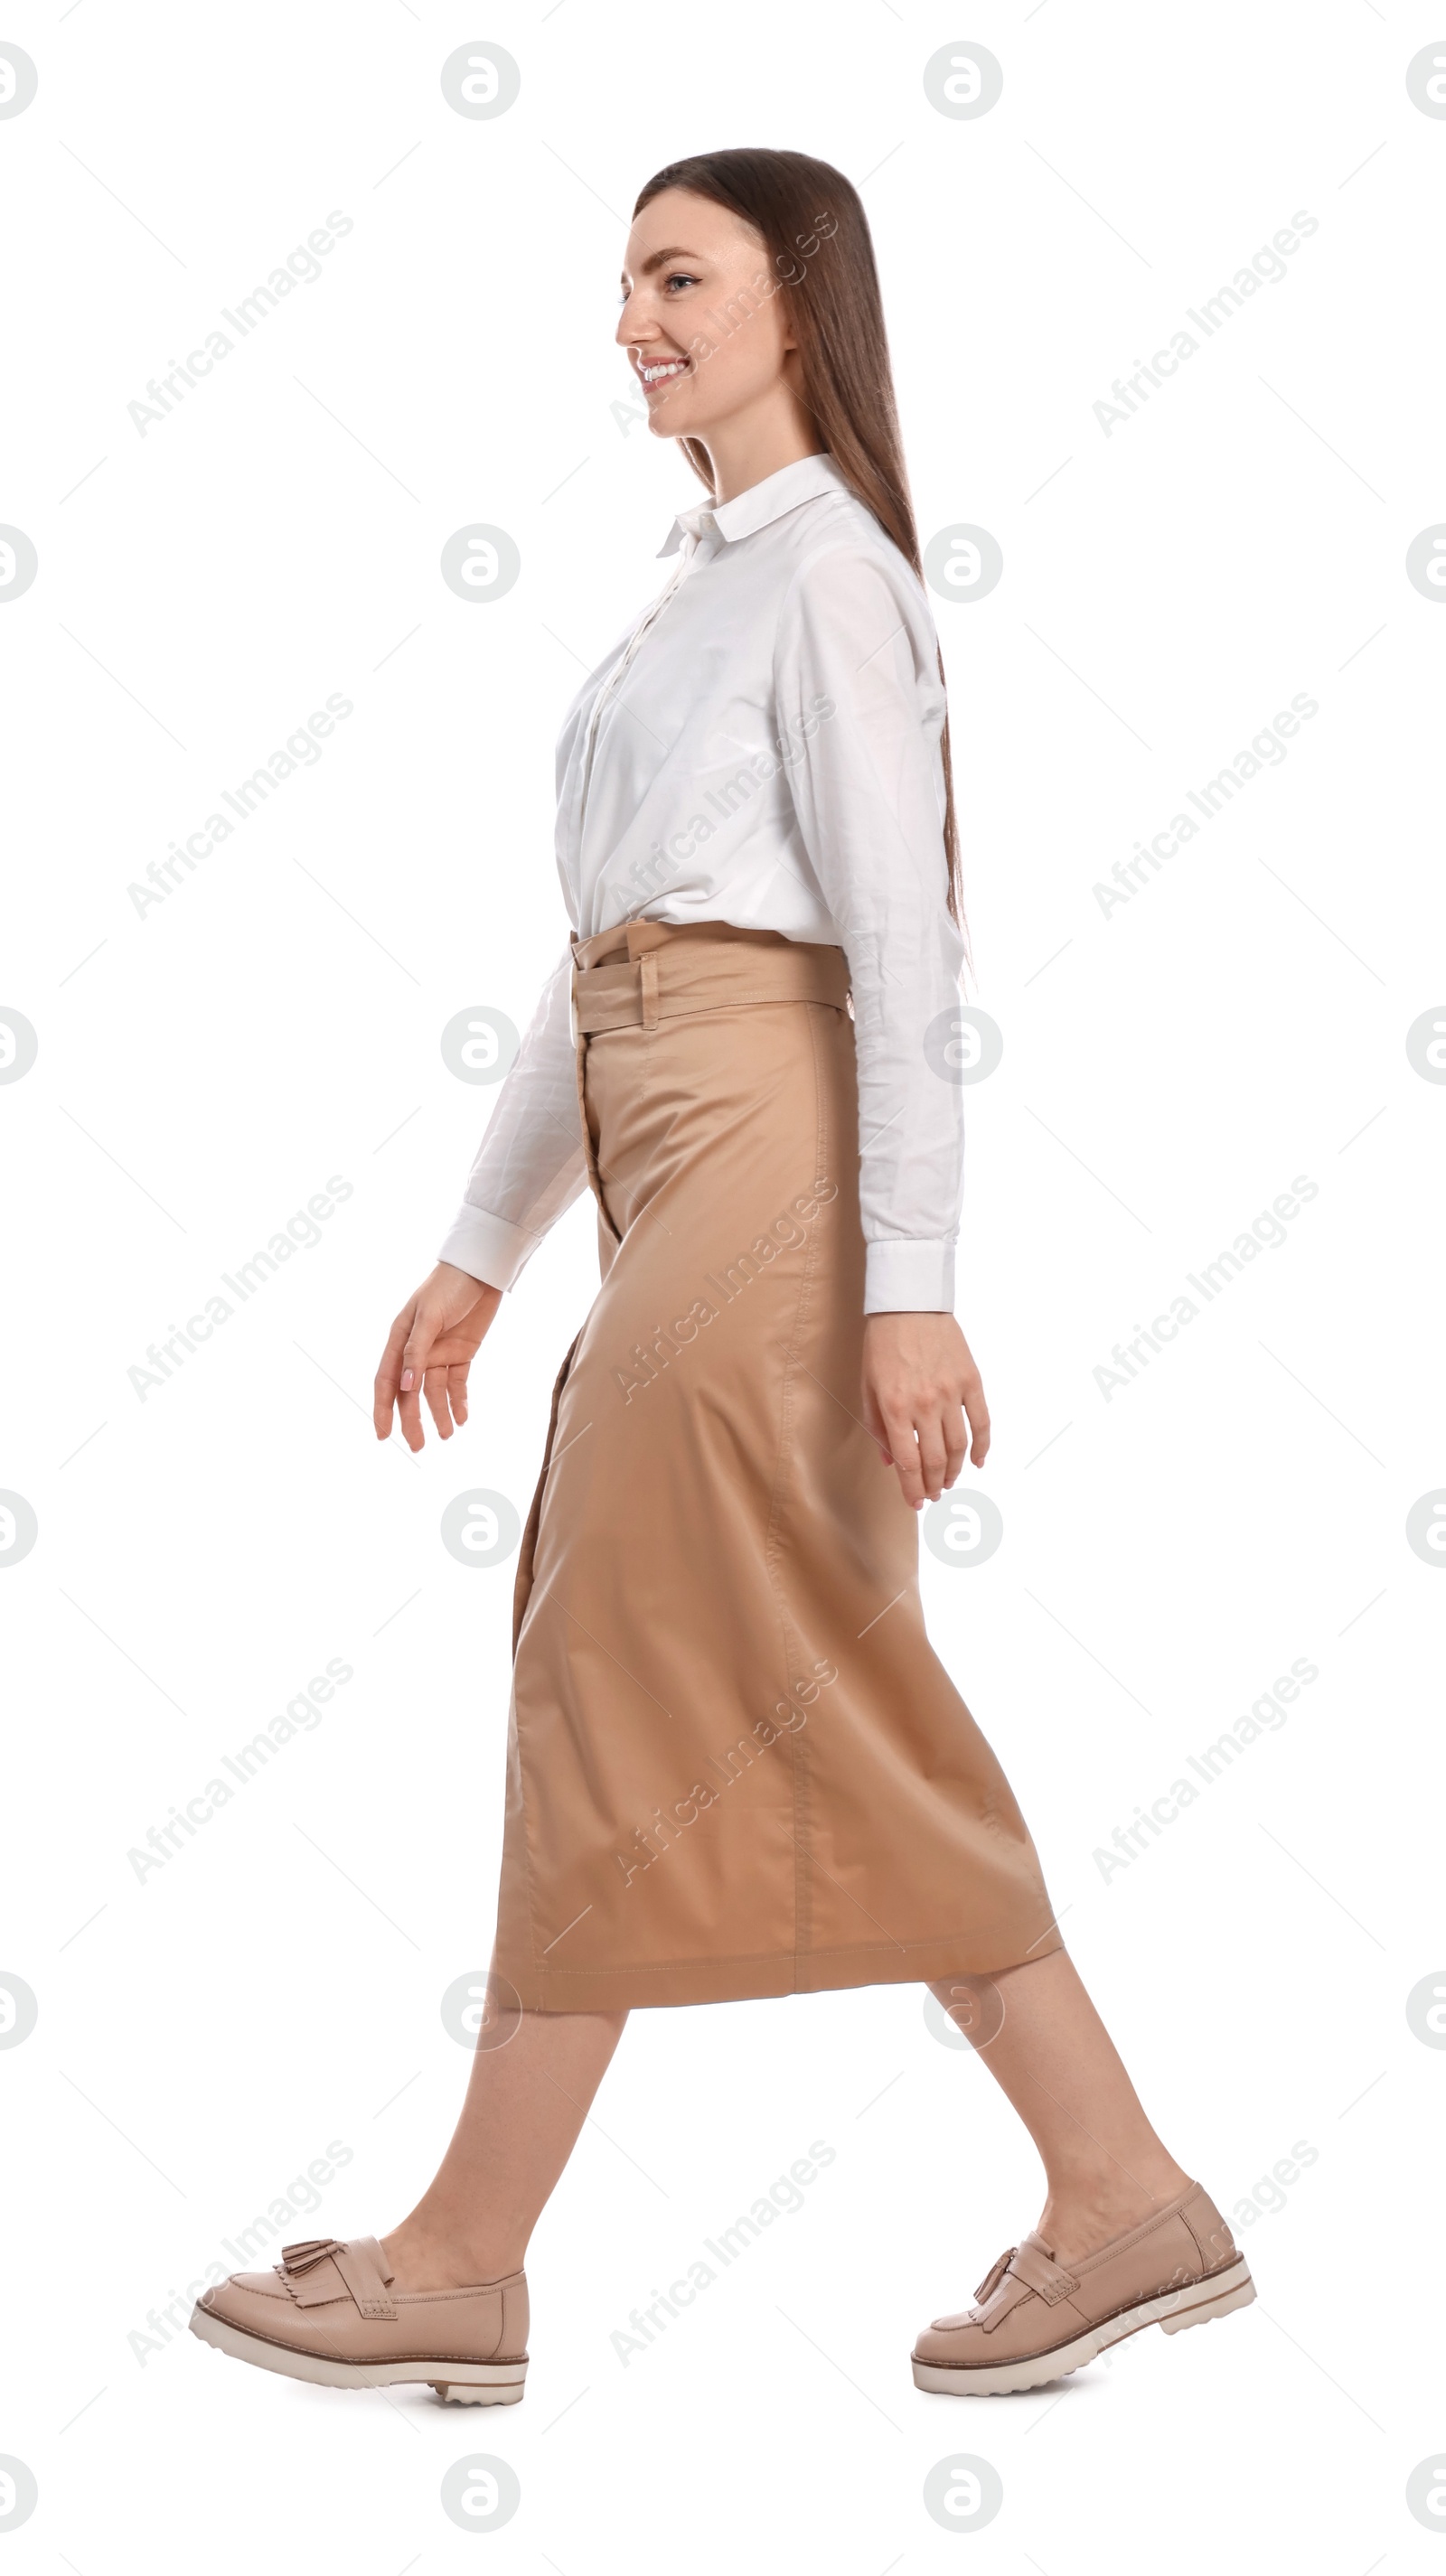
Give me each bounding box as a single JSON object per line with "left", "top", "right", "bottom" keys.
{"left": 648, "top": 401, "right": 693, "bottom": 438}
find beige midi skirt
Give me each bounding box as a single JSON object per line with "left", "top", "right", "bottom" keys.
{"left": 490, "top": 919, "right": 1063, "bottom": 2011}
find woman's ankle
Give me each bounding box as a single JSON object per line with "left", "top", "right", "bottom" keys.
{"left": 1037, "top": 2158, "right": 1193, "bottom": 2264}
{"left": 380, "top": 2215, "right": 527, "bottom": 2290}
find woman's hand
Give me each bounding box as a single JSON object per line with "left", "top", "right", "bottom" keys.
{"left": 860, "top": 1311, "right": 990, "bottom": 1512}
{"left": 373, "top": 1262, "right": 502, "bottom": 1452}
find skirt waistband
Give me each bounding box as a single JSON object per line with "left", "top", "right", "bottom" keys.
{"left": 571, "top": 918, "right": 850, "bottom": 1035}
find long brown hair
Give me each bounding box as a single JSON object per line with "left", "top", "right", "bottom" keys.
{"left": 634, "top": 147, "right": 965, "bottom": 941}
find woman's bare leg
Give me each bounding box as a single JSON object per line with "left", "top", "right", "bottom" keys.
{"left": 380, "top": 1951, "right": 1184, "bottom": 2292}
{"left": 930, "top": 1952, "right": 1192, "bottom": 2264}
{"left": 381, "top": 2006, "right": 628, "bottom": 2290}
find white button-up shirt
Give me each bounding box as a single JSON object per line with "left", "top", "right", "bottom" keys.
{"left": 439, "top": 452, "right": 965, "bottom": 1312}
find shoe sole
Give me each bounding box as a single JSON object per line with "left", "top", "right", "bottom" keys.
{"left": 189, "top": 2306, "right": 527, "bottom": 2403}
{"left": 911, "top": 2255, "right": 1255, "bottom": 2396}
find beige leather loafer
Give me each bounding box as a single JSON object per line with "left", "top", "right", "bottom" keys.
{"left": 189, "top": 2235, "right": 528, "bottom": 2403}
{"left": 912, "top": 2180, "right": 1254, "bottom": 2396}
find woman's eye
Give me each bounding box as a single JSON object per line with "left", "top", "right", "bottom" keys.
{"left": 663, "top": 271, "right": 699, "bottom": 293}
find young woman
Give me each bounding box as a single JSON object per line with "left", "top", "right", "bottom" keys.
{"left": 191, "top": 148, "right": 1254, "bottom": 2406}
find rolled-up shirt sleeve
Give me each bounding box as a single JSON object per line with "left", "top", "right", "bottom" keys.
{"left": 774, "top": 542, "right": 966, "bottom": 1313}
{"left": 437, "top": 946, "right": 591, "bottom": 1289}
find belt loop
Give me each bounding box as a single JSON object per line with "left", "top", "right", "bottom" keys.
{"left": 640, "top": 951, "right": 660, "bottom": 1032}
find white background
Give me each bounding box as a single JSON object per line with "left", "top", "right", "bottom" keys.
{"left": 3, "top": 0, "right": 1444, "bottom": 2566}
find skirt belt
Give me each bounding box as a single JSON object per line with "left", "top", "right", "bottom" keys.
{"left": 570, "top": 917, "right": 850, "bottom": 1035}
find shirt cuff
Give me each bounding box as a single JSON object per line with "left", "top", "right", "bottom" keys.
{"left": 437, "top": 1204, "right": 540, "bottom": 1293}
{"left": 863, "top": 1237, "right": 956, "bottom": 1314}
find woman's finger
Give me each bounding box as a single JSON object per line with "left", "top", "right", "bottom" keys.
{"left": 881, "top": 1402, "right": 925, "bottom": 1509}
{"left": 962, "top": 1371, "right": 991, "bottom": 1466}
{"left": 373, "top": 1306, "right": 414, "bottom": 1439}
{"left": 396, "top": 1305, "right": 442, "bottom": 1451}
{"left": 422, "top": 1363, "right": 455, "bottom": 1439}
{"left": 447, "top": 1360, "right": 471, "bottom": 1428}
{"left": 915, "top": 1410, "right": 950, "bottom": 1503}
{"left": 859, "top": 1372, "right": 896, "bottom": 1467}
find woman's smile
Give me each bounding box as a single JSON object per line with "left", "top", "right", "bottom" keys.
{"left": 633, "top": 351, "right": 693, "bottom": 389}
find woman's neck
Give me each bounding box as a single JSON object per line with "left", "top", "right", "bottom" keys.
{"left": 698, "top": 390, "right": 823, "bottom": 504}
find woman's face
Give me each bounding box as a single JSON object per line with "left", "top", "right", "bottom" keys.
{"left": 616, "top": 187, "right": 798, "bottom": 442}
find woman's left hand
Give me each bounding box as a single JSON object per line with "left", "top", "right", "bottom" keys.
{"left": 860, "top": 1312, "right": 990, "bottom": 1512}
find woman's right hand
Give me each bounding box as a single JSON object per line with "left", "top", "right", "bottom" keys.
{"left": 373, "top": 1262, "right": 503, "bottom": 1451}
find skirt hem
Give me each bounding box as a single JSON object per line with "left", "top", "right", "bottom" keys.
{"left": 493, "top": 1923, "right": 1066, "bottom": 2013}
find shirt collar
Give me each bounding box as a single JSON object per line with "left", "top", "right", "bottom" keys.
{"left": 657, "top": 452, "right": 849, "bottom": 557}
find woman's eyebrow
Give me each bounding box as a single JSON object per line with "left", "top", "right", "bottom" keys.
{"left": 620, "top": 245, "right": 702, "bottom": 284}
